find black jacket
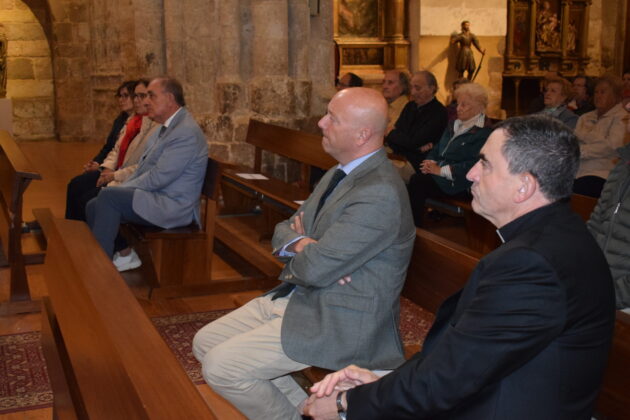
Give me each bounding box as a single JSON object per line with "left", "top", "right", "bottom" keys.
{"left": 347, "top": 202, "right": 615, "bottom": 420}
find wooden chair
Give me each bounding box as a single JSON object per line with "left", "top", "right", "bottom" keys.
{"left": 0, "top": 130, "right": 43, "bottom": 315}
{"left": 122, "top": 157, "right": 222, "bottom": 298}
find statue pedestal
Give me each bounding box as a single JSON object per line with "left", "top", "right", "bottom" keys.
{"left": 0, "top": 97, "right": 12, "bottom": 135}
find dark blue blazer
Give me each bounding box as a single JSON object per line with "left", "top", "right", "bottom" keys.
{"left": 347, "top": 202, "right": 615, "bottom": 420}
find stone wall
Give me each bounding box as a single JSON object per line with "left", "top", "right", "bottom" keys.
{"left": 8, "top": 0, "right": 628, "bottom": 153}
{"left": 586, "top": 0, "right": 627, "bottom": 76}
{"left": 2, "top": 0, "right": 55, "bottom": 141}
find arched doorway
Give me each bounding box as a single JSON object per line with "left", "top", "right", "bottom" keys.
{"left": 1, "top": 0, "right": 55, "bottom": 141}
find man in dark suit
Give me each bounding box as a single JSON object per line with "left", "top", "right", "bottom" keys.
{"left": 192, "top": 87, "right": 415, "bottom": 420}
{"left": 304, "top": 115, "right": 616, "bottom": 420}
{"left": 86, "top": 77, "right": 208, "bottom": 261}
{"left": 386, "top": 70, "right": 448, "bottom": 171}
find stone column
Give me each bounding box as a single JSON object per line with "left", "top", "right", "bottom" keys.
{"left": 216, "top": 0, "right": 244, "bottom": 114}
{"left": 288, "top": 0, "right": 311, "bottom": 120}
{"left": 384, "top": 0, "right": 409, "bottom": 70}
{"left": 250, "top": 0, "right": 293, "bottom": 120}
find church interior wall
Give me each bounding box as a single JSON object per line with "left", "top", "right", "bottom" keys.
{"left": 3, "top": 0, "right": 628, "bottom": 177}
{"left": 2, "top": 0, "right": 55, "bottom": 141}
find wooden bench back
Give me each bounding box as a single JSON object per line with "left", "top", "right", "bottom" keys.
{"left": 569, "top": 193, "right": 598, "bottom": 222}
{"left": 39, "top": 211, "right": 216, "bottom": 419}
{"left": 246, "top": 119, "right": 336, "bottom": 185}
{"left": 199, "top": 157, "right": 220, "bottom": 231}
{"left": 0, "top": 131, "right": 42, "bottom": 308}
{"left": 402, "top": 228, "right": 482, "bottom": 313}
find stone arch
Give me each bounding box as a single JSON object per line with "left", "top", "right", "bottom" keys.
{"left": 2, "top": 0, "right": 56, "bottom": 141}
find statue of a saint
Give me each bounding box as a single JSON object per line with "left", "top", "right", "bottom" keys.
{"left": 451, "top": 21, "right": 485, "bottom": 80}
{"left": 536, "top": 1, "right": 561, "bottom": 51}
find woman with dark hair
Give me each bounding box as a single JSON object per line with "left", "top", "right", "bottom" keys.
{"left": 65, "top": 80, "right": 136, "bottom": 220}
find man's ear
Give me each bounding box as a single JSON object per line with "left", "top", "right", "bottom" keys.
{"left": 514, "top": 173, "right": 536, "bottom": 203}
{"left": 356, "top": 128, "right": 371, "bottom": 146}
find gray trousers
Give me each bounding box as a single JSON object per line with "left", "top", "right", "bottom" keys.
{"left": 192, "top": 295, "right": 308, "bottom": 420}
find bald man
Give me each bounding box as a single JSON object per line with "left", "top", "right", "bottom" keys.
{"left": 193, "top": 88, "right": 415, "bottom": 420}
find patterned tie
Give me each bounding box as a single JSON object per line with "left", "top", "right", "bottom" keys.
{"left": 315, "top": 169, "right": 346, "bottom": 218}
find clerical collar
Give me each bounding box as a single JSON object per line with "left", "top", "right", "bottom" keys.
{"left": 496, "top": 201, "right": 566, "bottom": 243}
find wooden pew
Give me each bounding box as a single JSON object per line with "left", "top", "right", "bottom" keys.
{"left": 427, "top": 193, "right": 600, "bottom": 255}
{"left": 120, "top": 157, "right": 275, "bottom": 298}
{"left": 570, "top": 193, "right": 598, "bottom": 222}
{"left": 402, "top": 228, "right": 481, "bottom": 313}
{"left": 121, "top": 157, "right": 221, "bottom": 298}
{"left": 0, "top": 130, "right": 43, "bottom": 315}
{"left": 216, "top": 120, "right": 335, "bottom": 277}
{"left": 37, "top": 208, "right": 218, "bottom": 419}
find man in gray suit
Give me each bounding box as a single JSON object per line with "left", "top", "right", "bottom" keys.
{"left": 192, "top": 87, "right": 416, "bottom": 419}
{"left": 86, "top": 77, "right": 208, "bottom": 262}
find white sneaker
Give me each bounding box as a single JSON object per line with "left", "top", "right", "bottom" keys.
{"left": 112, "top": 249, "right": 142, "bottom": 272}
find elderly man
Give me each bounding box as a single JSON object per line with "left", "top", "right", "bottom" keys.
{"left": 386, "top": 70, "right": 447, "bottom": 171}
{"left": 304, "top": 115, "right": 615, "bottom": 420}
{"left": 192, "top": 87, "right": 415, "bottom": 420}
{"left": 382, "top": 69, "right": 410, "bottom": 134}
{"left": 86, "top": 77, "right": 208, "bottom": 261}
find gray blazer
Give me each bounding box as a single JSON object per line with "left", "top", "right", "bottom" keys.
{"left": 122, "top": 108, "right": 208, "bottom": 229}
{"left": 271, "top": 148, "right": 416, "bottom": 371}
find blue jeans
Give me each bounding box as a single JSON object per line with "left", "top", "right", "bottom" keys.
{"left": 86, "top": 187, "right": 155, "bottom": 258}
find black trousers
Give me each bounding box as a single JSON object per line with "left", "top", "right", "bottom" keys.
{"left": 65, "top": 171, "right": 101, "bottom": 221}
{"left": 407, "top": 172, "right": 470, "bottom": 227}
{"left": 573, "top": 175, "right": 606, "bottom": 199}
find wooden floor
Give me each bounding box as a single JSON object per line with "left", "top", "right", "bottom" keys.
{"left": 0, "top": 141, "right": 251, "bottom": 420}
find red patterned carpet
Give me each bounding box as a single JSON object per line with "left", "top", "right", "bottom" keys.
{"left": 0, "top": 297, "right": 434, "bottom": 414}
{"left": 0, "top": 332, "right": 53, "bottom": 414}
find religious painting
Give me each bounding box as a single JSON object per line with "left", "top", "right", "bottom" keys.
{"left": 513, "top": 7, "right": 530, "bottom": 57}
{"left": 337, "top": 0, "right": 379, "bottom": 38}
{"left": 342, "top": 47, "right": 384, "bottom": 66}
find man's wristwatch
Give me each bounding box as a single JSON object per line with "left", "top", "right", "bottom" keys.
{"left": 337, "top": 391, "right": 347, "bottom": 420}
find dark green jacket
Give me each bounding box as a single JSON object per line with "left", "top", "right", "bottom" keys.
{"left": 428, "top": 120, "right": 492, "bottom": 195}
{"left": 587, "top": 143, "right": 630, "bottom": 308}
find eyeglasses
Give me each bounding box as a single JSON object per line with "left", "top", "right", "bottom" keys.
{"left": 116, "top": 93, "right": 131, "bottom": 99}
{"left": 133, "top": 93, "right": 148, "bottom": 100}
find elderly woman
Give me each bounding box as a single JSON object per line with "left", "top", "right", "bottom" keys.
{"left": 537, "top": 76, "right": 578, "bottom": 129}
{"left": 407, "top": 83, "right": 493, "bottom": 226}
{"left": 573, "top": 75, "right": 627, "bottom": 198}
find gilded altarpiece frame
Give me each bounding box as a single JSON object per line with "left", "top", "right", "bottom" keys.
{"left": 503, "top": 0, "right": 591, "bottom": 115}
{"left": 334, "top": 0, "right": 409, "bottom": 76}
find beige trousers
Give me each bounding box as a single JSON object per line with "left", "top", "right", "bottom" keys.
{"left": 192, "top": 295, "right": 309, "bottom": 420}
